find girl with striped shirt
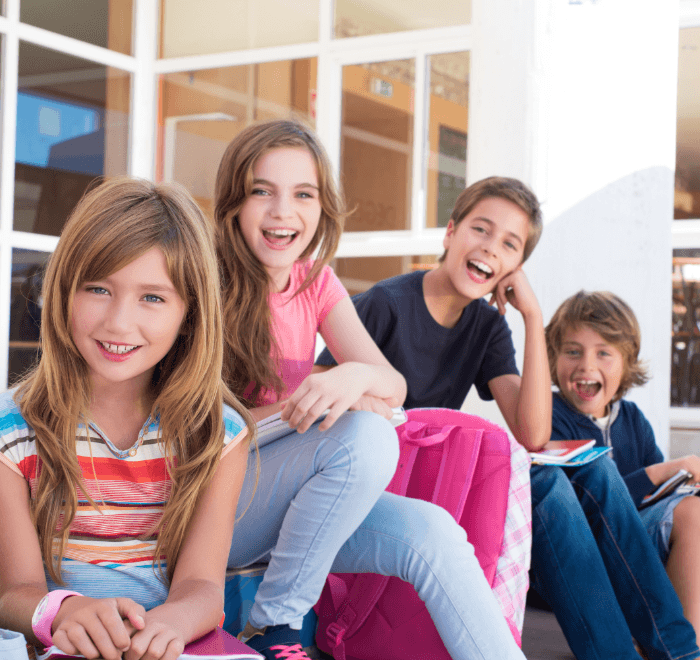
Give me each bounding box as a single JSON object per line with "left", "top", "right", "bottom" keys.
{"left": 0, "top": 178, "right": 253, "bottom": 660}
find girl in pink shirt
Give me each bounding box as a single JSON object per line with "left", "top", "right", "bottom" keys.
{"left": 216, "top": 119, "right": 527, "bottom": 660}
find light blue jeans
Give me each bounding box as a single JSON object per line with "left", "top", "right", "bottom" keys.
{"left": 228, "top": 410, "right": 524, "bottom": 660}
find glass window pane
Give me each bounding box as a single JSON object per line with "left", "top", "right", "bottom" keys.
{"left": 676, "top": 27, "right": 700, "bottom": 220}
{"left": 160, "top": 0, "right": 319, "bottom": 58}
{"left": 9, "top": 249, "right": 50, "bottom": 387}
{"left": 672, "top": 249, "right": 700, "bottom": 406}
{"left": 15, "top": 42, "right": 131, "bottom": 236}
{"left": 335, "top": 0, "right": 470, "bottom": 38}
{"left": 426, "top": 51, "right": 469, "bottom": 229}
{"left": 20, "top": 0, "right": 133, "bottom": 55}
{"left": 159, "top": 59, "right": 317, "bottom": 218}
{"left": 333, "top": 255, "right": 437, "bottom": 297}
{"left": 341, "top": 60, "right": 414, "bottom": 232}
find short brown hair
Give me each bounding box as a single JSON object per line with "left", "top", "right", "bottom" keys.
{"left": 440, "top": 176, "right": 543, "bottom": 263}
{"left": 545, "top": 290, "right": 650, "bottom": 401}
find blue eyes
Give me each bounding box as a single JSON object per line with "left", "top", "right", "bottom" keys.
{"left": 86, "top": 286, "right": 108, "bottom": 295}
{"left": 472, "top": 226, "right": 518, "bottom": 251}
{"left": 564, "top": 350, "right": 612, "bottom": 359}
{"left": 251, "top": 188, "right": 314, "bottom": 199}
{"left": 83, "top": 287, "right": 164, "bottom": 303}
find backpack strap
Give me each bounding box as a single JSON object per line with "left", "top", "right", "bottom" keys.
{"left": 431, "top": 427, "right": 483, "bottom": 520}
{"left": 323, "top": 573, "right": 392, "bottom": 660}
{"left": 322, "top": 420, "right": 484, "bottom": 658}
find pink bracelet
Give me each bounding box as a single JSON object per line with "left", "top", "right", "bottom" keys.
{"left": 31, "top": 590, "right": 82, "bottom": 647}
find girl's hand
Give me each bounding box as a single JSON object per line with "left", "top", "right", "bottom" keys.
{"left": 489, "top": 268, "right": 541, "bottom": 320}
{"left": 281, "top": 363, "right": 381, "bottom": 433}
{"left": 349, "top": 395, "right": 395, "bottom": 420}
{"left": 51, "top": 595, "right": 145, "bottom": 660}
{"left": 124, "top": 616, "right": 186, "bottom": 660}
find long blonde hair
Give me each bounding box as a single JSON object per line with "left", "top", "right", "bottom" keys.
{"left": 16, "top": 177, "right": 253, "bottom": 584}
{"left": 215, "top": 119, "right": 347, "bottom": 404}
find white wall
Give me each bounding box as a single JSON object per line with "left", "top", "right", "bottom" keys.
{"left": 466, "top": 0, "right": 680, "bottom": 455}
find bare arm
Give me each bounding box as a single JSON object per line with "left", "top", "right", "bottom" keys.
{"left": 0, "top": 462, "right": 54, "bottom": 640}
{"left": 488, "top": 269, "right": 551, "bottom": 451}
{"left": 0, "top": 462, "right": 144, "bottom": 659}
{"left": 281, "top": 297, "right": 406, "bottom": 433}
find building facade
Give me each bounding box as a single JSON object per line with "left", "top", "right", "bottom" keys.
{"left": 0, "top": 0, "right": 698, "bottom": 453}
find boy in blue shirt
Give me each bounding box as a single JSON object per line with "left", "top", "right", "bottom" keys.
{"left": 317, "top": 177, "right": 699, "bottom": 660}
{"left": 546, "top": 289, "right": 700, "bottom": 646}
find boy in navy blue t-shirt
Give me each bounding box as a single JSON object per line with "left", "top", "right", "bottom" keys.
{"left": 318, "top": 176, "right": 551, "bottom": 449}
{"left": 317, "top": 177, "right": 699, "bottom": 660}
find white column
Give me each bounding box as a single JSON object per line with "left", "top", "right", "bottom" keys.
{"left": 465, "top": 0, "right": 680, "bottom": 455}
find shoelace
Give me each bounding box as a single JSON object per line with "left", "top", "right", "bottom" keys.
{"left": 271, "top": 643, "right": 309, "bottom": 659}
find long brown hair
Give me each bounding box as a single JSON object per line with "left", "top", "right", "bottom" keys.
{"left": 16, "top": 177, "right": 253, "bottom": 584}
{"left": 215, "top": 119, "right": 347, "bottom": 404}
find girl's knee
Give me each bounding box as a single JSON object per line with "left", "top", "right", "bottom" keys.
{"left": 328, "top": 410, "right": 399, "bottom": 485}
{"left": 401, "top": 499, "right": 469, "bottom": 553}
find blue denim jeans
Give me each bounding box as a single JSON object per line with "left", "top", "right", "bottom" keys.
{"left": 530, "top": 457, "right": 699, "bottom": 660}
{"left": 229, "top": 411, "right": 525, "bottom": 660}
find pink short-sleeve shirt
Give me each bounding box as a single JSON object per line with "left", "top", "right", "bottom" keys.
{"left": 258, "top": 261, "right": 348, "bottom": 405}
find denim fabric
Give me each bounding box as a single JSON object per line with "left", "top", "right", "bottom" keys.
{"left": 530, "top": 456, "right": 699, "bottom": 660}
{"left": 228, "top": 410, "right": 398, "bottom": 630}
{"left": 330, "top": 492, "right": 526, "bottom": 660}
{"left": 229, "top": 410, "right": 525, "bottom": 660}
{"left": 639, "top": 491, "right": 692, "bottom": 564}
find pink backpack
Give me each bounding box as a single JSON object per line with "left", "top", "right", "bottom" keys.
{"left": 314, "top": 408, "right": 513, "bottom": 660}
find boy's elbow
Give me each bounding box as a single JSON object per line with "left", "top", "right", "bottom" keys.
{"left": 515, "top": 420, "right": 551, "bottom": 452}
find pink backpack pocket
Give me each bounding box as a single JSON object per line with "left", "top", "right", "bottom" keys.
{"left": 314, "top": 408, "right": 512, "bottom": 660}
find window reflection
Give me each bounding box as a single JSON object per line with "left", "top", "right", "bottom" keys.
{"left": 335, "top": 0, "right": 470, "bottom": 38}
{"left": 20, "top": 0, "right": 133, "bottom": 55}
{"left": 14, "top": 42, "right": 130, "bottom": 236}
{"left": 341, "top": 60, "right": 414, "bottom": 233}
{"left": 9, "top": 250, "right": 50, "bottom": 387}
{"left": 672, "top": 250, "right": 700, "bottom": 406}
{"left": 333, "top": 255, "right": 437, "bottom": 297}
{"left": 160, "top": 0, "right": 318, "bottom": 57}
{"left": 159, "top": 59, "right": 316, "bottom": 218}
{"left": 675, "top": 27, "right": 700, "bottom": 220}
{"left": 427, "top": 52, "right": 469, "bottom": 229}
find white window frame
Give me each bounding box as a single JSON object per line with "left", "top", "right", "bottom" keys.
{"left": 0, "top": 0, "right": 159, "bottom": 386}
{"left": 1, "top": 0, "right": 697, "bottom": 400}
{"left": 672, "top": 1, "right": 700, "bottom": 427}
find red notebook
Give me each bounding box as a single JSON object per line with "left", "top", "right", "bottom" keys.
{"left": 37, "top": 628, "right": 263, "bottom": 660}
{"left": 529, "top": 439, "right": 596, "bottom": 465}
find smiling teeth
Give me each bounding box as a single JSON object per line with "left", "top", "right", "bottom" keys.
{"left": 265, "top": 229, "right": 297, "bottom": 237}
{"left": 100, "top": 342, "right": 138, "bottom": 354}
{"left": 468, "top": 260, "right": 493, "bottom": 275}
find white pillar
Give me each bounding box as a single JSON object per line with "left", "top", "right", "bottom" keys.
{"left": 465, "top": 0, "right": 680, "bottom": 455}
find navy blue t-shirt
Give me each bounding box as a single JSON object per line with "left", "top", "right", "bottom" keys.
{"left": 315, "top": 270, "right": 519, "bottom": 410}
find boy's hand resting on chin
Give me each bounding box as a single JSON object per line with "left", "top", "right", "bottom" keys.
{"left": 489, "top": 268, "right": 541, "bottom": 321}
